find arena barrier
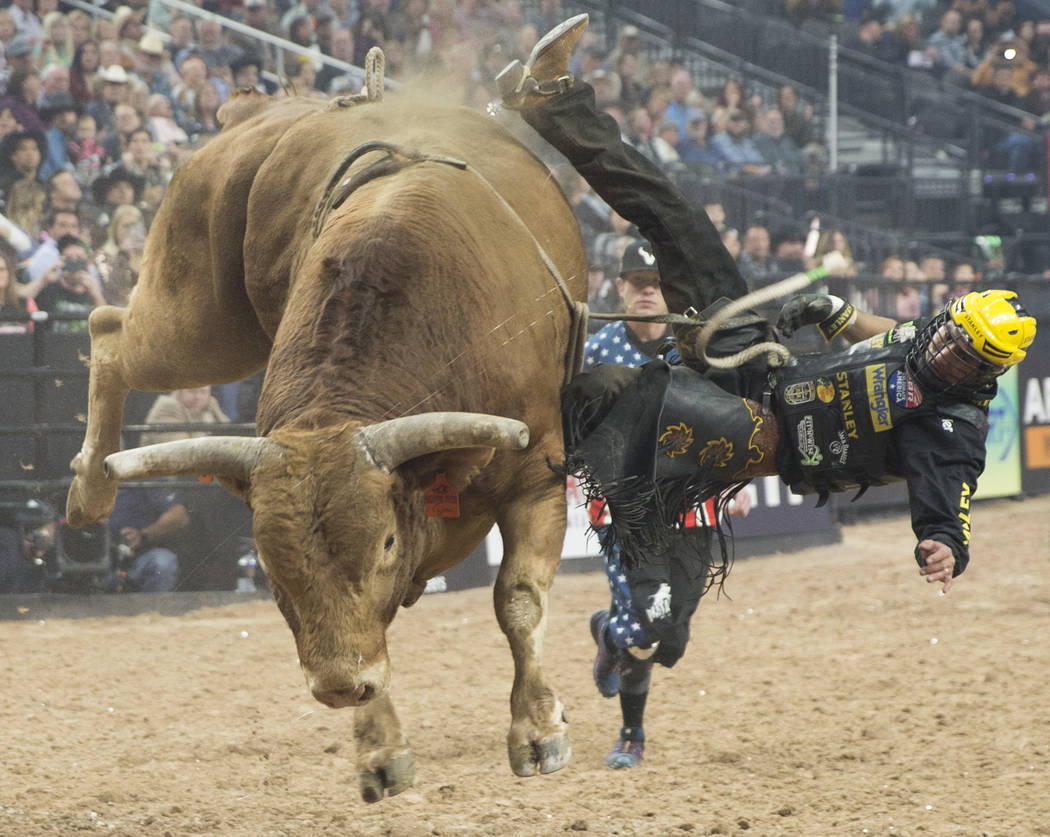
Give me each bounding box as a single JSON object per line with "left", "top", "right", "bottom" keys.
{"left": 4, "top": 290, "right": 1048, "bottom": 600}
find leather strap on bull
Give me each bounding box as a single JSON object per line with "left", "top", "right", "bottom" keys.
{"left": 311, "top": 142, "right": 468, "bottom": 239}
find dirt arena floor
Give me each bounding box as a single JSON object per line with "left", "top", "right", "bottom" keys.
{"left": 1, "top": 496, "right": 1047, "bottom": 837}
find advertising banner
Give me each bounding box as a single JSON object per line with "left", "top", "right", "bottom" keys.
{"left": 478, "top": 475, "right": 841, "bottom": 570}
{"left": 726, "top": 476, "right": 836, "bottom": 539}
{"left": 1019, "top": 327, "right": 1050, "bottom": 495}
{"left": 976, "top": 366, "right": 1021, "bottom": 499}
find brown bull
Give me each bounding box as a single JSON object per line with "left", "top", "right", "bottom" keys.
{"left": 65, "top": 89, "right": 587, "bottom": 801}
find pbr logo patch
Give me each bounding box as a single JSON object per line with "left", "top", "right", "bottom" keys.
{"left": 888, "top": 322, "right": 917, "bottom": 344}
{"left": 816, "top": 376, "right": 835, "bottom": 403}
{"left": 797, "top": 415, "right": 823, "bottom": 467}
{"left": 659, "top": 422, "right": 694, "bottom": 458}
{"left": 783, "top": 380, "right": 816, "bottom": 405}
{"left": 698, "top": 437, "right": 734, "bottom": 468}
{"left": 865, "top": 364, "right": 893, "bottom": 432}
{"left": 889, "top": 369, "right": 923, "bottom": 408}
{"left": 646, "top": 582, "right": 672, "bottom": 622}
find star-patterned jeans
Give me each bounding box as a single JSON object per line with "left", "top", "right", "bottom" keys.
{"left": 599, "top": 529, "right": 713, "bottom": 668}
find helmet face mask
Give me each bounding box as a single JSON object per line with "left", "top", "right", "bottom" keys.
{"left": 908, "top": 290, "right": 1036, "bottom": 398}
{"left": 920, "top": 315, "right": 1005, "bottom": 390}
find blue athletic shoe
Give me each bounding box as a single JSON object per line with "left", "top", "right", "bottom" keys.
{"left": 604, "top": 736, "right": 644, "bottom": 769}
{"left": 590, "top": 609, "right": 620, "bottom": 698}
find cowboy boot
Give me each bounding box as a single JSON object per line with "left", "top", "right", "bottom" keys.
{"left": 496, "top": 13, "right": 589, "bottom": 109}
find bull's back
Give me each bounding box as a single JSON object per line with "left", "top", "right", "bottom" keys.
{"left": 242, "top": 97, "right": 585, "bottom": 336}
{"left": 252, "top": 98, "right": 586, "bottom": 440}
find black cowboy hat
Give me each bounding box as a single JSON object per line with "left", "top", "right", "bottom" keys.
{"left": 91, "top": 164, "right": 145, "bottom": 207}
{"left": 37, "top": 92, "right": 79, "bottom": 123}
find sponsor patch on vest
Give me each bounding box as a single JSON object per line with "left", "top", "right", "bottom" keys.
{"left": 889, "top": 368, "right": 923, "bottom": 408}
{"left": 829, "top": 429, "right": 850, "bottom": 465}
{"left": 835, "top": 371, "right": 859, "bottom": 439}
{"left": 816, "top": 376, "right": 835, "bottom": 403}
{"left": 797, "top": 415, "right": 823, "bottom": 466}
{"left": 865, "top": 364, "right": 894, "bottom": 432}
{"left": 784, "top": 380, "right": 815, "bottom": 405}
{"left": 887, "top": 322, "right": 916, "bottom": 344}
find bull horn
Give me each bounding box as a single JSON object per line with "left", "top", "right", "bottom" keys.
{"left": 104, "top": 436, "right": 281, "bottom": 482}
{"left": 355, "top": 412, "right": 529, "bottom": 473}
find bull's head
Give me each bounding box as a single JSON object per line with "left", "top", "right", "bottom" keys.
{"left": 104, "top": 412, "right": 529, "bottom": 708}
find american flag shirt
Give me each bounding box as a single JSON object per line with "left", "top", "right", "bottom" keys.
{"left": 583, "top": 320, "right": 664, "bottom": 370}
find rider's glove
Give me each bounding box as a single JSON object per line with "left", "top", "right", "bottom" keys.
{"left": 776, "top": 293, "right": 857, "bottom": 342}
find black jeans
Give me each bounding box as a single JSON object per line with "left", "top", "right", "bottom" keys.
{"left": 521, "top": 82, "right": 748, "bottom": 316}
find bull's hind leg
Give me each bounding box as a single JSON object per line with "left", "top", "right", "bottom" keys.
{"left": 353, "top": 692, "right": 414, "bottom": 803}
{"left": 66, "top": 306, "right": 135, "bottom": 527}
{"left": 494, "top": 465, "right": 571, "bottom": 777}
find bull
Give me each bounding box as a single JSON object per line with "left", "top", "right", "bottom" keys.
{"left": 65, "top": 89, "right": 587, "bottom": 801}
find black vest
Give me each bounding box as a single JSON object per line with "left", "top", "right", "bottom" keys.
{"left": 772, "top": 330, "right": 974, "bottom": 500}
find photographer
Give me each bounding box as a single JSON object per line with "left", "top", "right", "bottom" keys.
{"left": 0, "top": 518, "right": 47, "bottom": 594}
{"left": 32, "top": 234, "right": 104, "bottom": 332}
{"left": 106, "top": 483, "right": 189, "bottom": 593}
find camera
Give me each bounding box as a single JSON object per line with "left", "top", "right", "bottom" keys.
{"left": 62, "top": 257, "right": 88, "bottom": 275}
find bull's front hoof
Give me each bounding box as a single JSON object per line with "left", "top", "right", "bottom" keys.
{"left": 508, "top": 731, "right": 571, "bottom": 777}
{"left": 357, "top": 748, "right": 414, "bottom": 803}
{"left": 65, "top": 470, "right": 118, "bottom": 529}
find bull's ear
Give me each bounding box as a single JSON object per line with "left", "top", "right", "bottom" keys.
{"left": 216, "top": 88, "right": 274, "bottom": 128}
{"left": 399, "top": 448, "right": 495, "bottom": 493}
{"left": 216, "top": 474, "right": 252, "bottom": 505}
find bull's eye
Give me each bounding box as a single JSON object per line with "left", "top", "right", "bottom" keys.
{"left": 384, "top": 535, "right": 395, "bottom": 551}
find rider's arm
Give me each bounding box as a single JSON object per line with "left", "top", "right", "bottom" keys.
{"left": 896, "top": 406, "right": 988, "bottom": 591}
{"left": 838, "top": 309, "right": 898, "bottom": 344}
{"left": 777, "top": 293, "right": 896, "bottom": 344}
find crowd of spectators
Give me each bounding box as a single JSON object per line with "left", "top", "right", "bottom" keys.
{"left": 0, "top": 0, "right": 566, "bottom": 335}
{"left": 787, "top": 1, "right": 1050, "bottom": 170}
{"left": 0, "top": 0, "right": 1040, "bottom": 340}
{"left": 0, "top": 0, "right": 1045, "bottom": 592}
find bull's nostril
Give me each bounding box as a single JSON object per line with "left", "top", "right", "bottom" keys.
{"left": 314, "top": 683, "right": 376, "bottom": 708}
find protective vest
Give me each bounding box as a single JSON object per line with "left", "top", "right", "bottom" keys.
{"left": 773, "top": 328, "right": 940, "bottom": 500}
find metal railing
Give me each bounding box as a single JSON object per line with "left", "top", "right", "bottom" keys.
{"left": 63, "top": 0, "right": 397, "bottom": 92}
{"left": 549, "top": 0, "right": 1047, "bottom": 241}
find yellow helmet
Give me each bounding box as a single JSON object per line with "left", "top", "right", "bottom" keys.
{"left": 950, "top": 290, "right": 1036, "bottom": 367}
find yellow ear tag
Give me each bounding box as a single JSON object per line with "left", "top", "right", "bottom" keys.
{"left": 425, "top": 472, "right": 459, "bottom": 518}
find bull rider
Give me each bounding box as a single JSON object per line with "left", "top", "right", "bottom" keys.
{"left": 494, "top": 11, "right": 1037, "bottom": 712}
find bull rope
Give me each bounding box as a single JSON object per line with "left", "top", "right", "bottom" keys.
{"left": 690, "top": 251, "right": 848, "bottom": 369}
{"left": 584, "top": 251, "right": 849, "bottom": 370}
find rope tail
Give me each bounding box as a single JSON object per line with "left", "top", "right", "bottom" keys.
{"left": 696, "top": 251, "right": 849, "bottom": 370}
